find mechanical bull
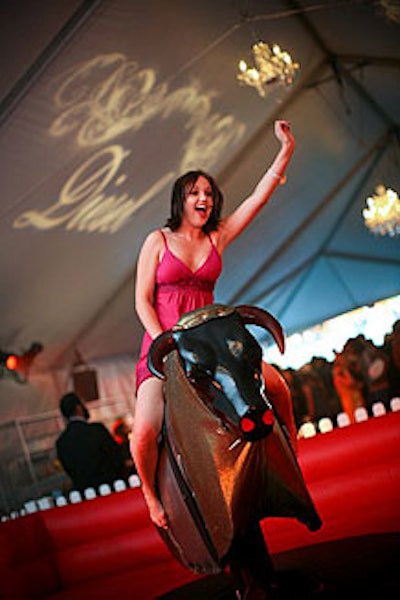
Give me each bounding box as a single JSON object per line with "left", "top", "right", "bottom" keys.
{"left": 148, "top": 304, "right": 322, "bottom": 584}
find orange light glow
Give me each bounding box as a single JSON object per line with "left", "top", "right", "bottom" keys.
{"left": 5, "top": 354, "right": 18, "bottom": 371}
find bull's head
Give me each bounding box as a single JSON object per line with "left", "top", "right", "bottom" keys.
{"left": 148, "top": 304, "right": 285, "bottom": 442}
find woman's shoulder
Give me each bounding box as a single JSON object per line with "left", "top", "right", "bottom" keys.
{"left": 139, "top": 229, "right": 167, "bottom": 258}
{"left": 144, "top": 228, "right": 168, "bottom": 245}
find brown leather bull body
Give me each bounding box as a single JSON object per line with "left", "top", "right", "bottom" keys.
{"left": 149, "top": 304, "right": 321, "bottom": 575}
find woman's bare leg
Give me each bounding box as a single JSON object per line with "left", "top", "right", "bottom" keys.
{"left": 130, "top": 376, "right": 168, "bottom": 528}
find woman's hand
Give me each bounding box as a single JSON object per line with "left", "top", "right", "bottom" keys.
{"left": 274, "top": 119, "right": 295, "bottom": 149}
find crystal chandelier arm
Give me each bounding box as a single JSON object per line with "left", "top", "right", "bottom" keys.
{"left": 363, "top": 185, "right": 400, "bottom": 237}
{"left": 236, "top": 40, "right": 300, "bottom": 96}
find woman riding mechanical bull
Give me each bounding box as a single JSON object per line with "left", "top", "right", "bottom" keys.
{"left": 131, "top": 121, "right": 321, "bottom": 598}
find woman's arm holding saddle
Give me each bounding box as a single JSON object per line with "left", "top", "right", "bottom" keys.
{"left": 135, "top": 230, "right": 165, "bottom": 339}
{"left": 216, "top": 120, "right": 295, "bottom": 252}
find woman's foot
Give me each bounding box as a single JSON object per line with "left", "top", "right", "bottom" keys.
{"left": 144, "top": 490, "right": 168, "bottom": 529}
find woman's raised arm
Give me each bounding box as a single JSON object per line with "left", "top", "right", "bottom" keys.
{"left": 216, "top": 120, "right": 295, "bottom": 251}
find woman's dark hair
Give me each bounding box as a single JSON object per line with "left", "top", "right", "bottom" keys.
{"left": 165, "top": 170, "right": 223, "bottom": 233}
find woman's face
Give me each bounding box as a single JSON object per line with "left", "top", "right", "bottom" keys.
{"left": 182, "top": 176, "right": 214, "bottom": 228}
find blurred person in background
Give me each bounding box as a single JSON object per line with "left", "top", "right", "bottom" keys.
{"left": 56, "top": 392, "right": 126, "bottom": 492}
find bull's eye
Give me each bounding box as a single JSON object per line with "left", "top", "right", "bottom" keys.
{"left": 180, "top": 342, "right": 215, "bottom": 379}
{"left": 227, "top": 339, "right": 243, "bottom": 358}
{"left": 183, "top": 350, "right": 200, "bottom": 364}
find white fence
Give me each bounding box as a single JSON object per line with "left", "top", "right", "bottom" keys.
{"left": 0, "top": 396, "right": 133, "bottom": 515}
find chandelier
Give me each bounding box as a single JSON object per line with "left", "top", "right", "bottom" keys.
{"left": 237, "top": 41, "right": 300, "bottom": 97}
{"left": 363, "top": 184, "right": 400, "bottom": 237}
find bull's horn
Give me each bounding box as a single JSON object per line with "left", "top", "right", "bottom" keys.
{"left": 235, "top": 305, "right": 285, "bottom": 354}
{"left": 147, "top": 331, "right": 177, "bottom": 379}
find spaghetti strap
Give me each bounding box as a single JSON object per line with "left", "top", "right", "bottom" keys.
{"left": 207, "top": 233, "right": 217, "bottom": 251}
{"left": 159, "top": 229, "right": 168, "bottom": 248}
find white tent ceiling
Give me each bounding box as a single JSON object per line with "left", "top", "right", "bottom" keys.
{"left": 0, "top": 0, "right": 399, "bottom": 379}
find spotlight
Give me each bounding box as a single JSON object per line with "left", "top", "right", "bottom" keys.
{"left": 5, "top": 353, "right": 18, "bottom": 371}
{"left": 0, "top": 342, "right": 43, "bottom": 383}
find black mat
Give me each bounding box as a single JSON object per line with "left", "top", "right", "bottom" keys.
{"left": 158, "top": 572, "right": 237, "bottom": 599}
{"left": 159, "top": 534, "right": 400, "bottom": 599}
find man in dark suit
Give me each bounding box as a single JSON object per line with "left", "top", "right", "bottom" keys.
{"left": 56, "top": 392, "right": 126, "bottom": 492}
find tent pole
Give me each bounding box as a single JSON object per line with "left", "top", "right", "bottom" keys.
{"left": 0, "top": 0, "right": 103, "bottom": 126}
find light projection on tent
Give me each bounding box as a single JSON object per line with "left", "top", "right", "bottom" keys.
{"left": 13, "top": 53, "right": 245, "bottom": 235}
{"left": 13, "top": 146, "right": 175, "bottom": 234}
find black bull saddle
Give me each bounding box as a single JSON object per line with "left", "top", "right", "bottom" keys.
{"left": 148, "top": 304, "right": 322, "bottom": 574}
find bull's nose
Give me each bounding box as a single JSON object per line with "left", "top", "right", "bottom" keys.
{"left": 240, "top": 416, "right": 257, "bottom": 433}
{"left": 240, "top": 407, "right": 274, "bottom": 441}
{"left": 261, "top": 408, "right": 274, "bottom": 426}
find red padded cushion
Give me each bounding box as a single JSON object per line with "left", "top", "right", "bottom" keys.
{"left": 55, "top": 527, "right": 172, "bottom": 587}
{"left": 0, "top": 514, "right": 61, "bottom": 597}
{"left": 298, "top": 411, "right": 400, "bottom": 482}
{"left": 42, "top": 488, "right": 147, "bottom": 549}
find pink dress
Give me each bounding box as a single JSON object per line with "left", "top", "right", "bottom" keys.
{"left": 135, "top": 231, "right": 222, "bottom": 392}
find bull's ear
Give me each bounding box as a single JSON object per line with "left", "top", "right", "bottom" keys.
{"left": 147, "top": 331, "right": 177, "bottom": 379}
{"left": 235, "top": 305, "right": 285, "bottom": 354}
